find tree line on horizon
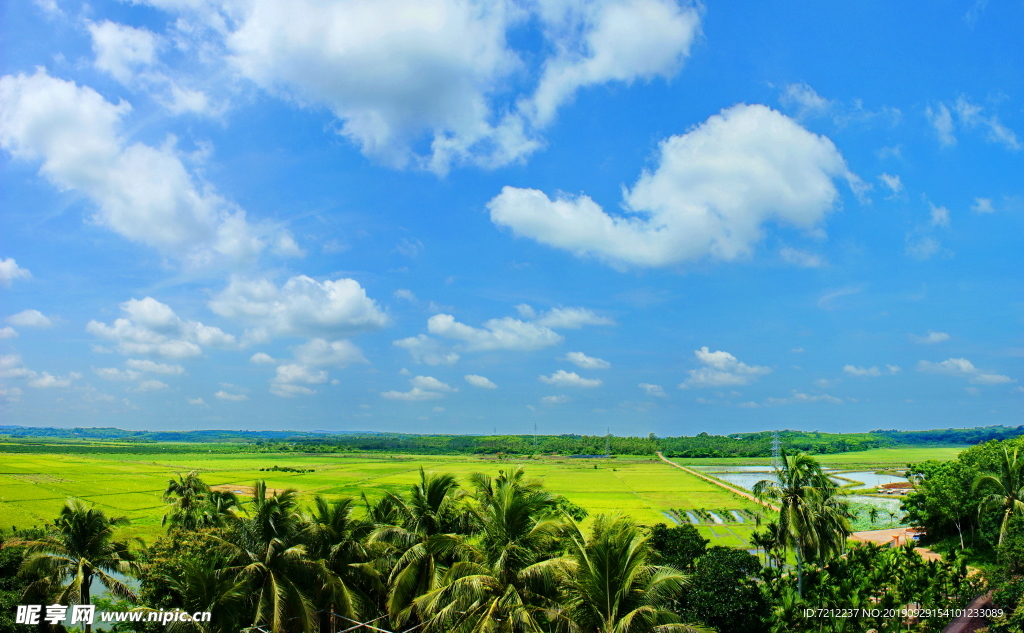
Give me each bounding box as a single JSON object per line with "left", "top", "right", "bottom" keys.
{"left": 2, "top": 425, "right": 1022, "bottom": 458}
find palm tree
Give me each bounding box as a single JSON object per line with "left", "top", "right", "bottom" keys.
{"left": 220, "top": 481, "right": 344, "bottom": 633}
{"left": 372, "top": 469, "right": 471, "bottom": 628}
{"left": 753, "top": 450, "right": 852, "bottom": 597}
{"left": 18, "top": 498, "right": 140, "bottom": 633}
{"left": 149, "top": 555, "right": 249, "bottom": 633}
{"left": 163, "top": 471, "right": 210, "bottom": 530}
{"left": 413, "top": 466, "right": 564, "bottom": 633}
{"left": 868, "top": 507, "right": 879, "bottom": 528}
{"left": 972, "top": 446, "right": 1024, "bottom": 546}
{"left": 552, "top": 515, "right": 704, "bottom": 633}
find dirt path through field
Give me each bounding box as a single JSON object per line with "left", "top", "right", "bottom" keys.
{"left": 656, "top": 452, "right": 780, "bottom": 512}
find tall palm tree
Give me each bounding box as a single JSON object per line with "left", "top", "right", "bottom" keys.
{"left": 372, "top": 469, "right": 471, "bottom": 628}
{"left": 220, "top": 481, "right": 343, "bottom": 633}
{"left": 868, "top": 507, "right": 879, "bottom": 528}
{"left": 18, "top": 498, "right": 140, "bottom": 633}
{"left": 753, "top": 450, "right": 851, "bottom": 597}
{"left": 413, "top": 467, "right": 564, "bottom": 633}
{"left": 972, "top": 446, "right": 1024, "bottom": 545}
{"left": 163, "top": 471, "right": 210, "bottom": 530}
{"left": 552, "top": 515, "right": 704, "bottom": 633}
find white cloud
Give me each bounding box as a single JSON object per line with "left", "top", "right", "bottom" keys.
{"left": 926, "top": 103, "right": 956, "bottom": 146}
{"left": 539, "top": 369, "right": 602, "bottom": 388}
{"left": 541, "top": 394, "right": 570, "bottom": 405}
{"left": 410, "top": 375, "right": 455, "bottom": 392}
{"left": 393, "top": 289, "right": 417, "bottom": 302}
{"left": 135, "top": 379, "right": 169, "bottom": 391}
{"left": 266, "top": 362, "right": 328, "bottom": 398}
{"left": 953, "top": 96, "right": 1021, "bottom": 151}
{"left": 88, "top": 20, "right": 159, "bottom": 83}
{"left": 929, "top": 203, "right": 951, "bottom": 227}
{"left": 88, "top": 296, "right": 237, "bottom": 358}
{"left": 534, "top": 307, "right": 615, "bottom": 329}
{"left": 136, "top": 0, "right": 700, "bottom": 174}
{"left": 250, "top": 352, "right": 276, "bottom": 364}
{"left": 971, "top": 197, "right": 995, "bottom": 214}
{"left": 27, "top": 371, "right": 82, "bottom": 389}
{"left": 0, "top": 258, "right": 31, "bottom": 287}
{"left": 125, "top": 358, "right": 185, "bottom": 374}
{"left": 843, "top": 364, "right": 900, "bottom": 377}
{"left": 381, "top": 387, "right": 445, "bottom": 401}
{"left": 765, "top": 390, "right": 843, "bottom": 406}
{"left": 780, "top": 246, "right": 824, "bottom": 268}
{"left": 94, "top": 367, "right": 141, "bottom": 381}
{"left": 1, "top": 354, "right": 79, "bottom": 388}
{"left": 911, "top": 330, "right": 950, "bottom": 344}
{"left": 565, "top": 351, "right": 611, "bottom": 369}
{"left": 528, "top": 0, "right": 700, "bottom": 126}
{"left": 210, "top": 275, "right": 388, "bottom": 338}
{"left": 779, "top": 82, "right": 831, "bottom": 118}
{"left": 187, "top": 397, "right": 206, "bottom": 405}
{"left": 293, "top": 338, "right": 367, "bottom": 367}
{"left": 878, "top": 173, "right": 903, "bottom": 195}
{"left": 0, "top": 326, "right": 17, "bottom": 339}
{"left": 393, "top": 334, "right": 460, "bottom": 366}
{"left": 0, "top": 69, "right": 283, "bottom": 268}
{"left": 465, "top": 374, "right": 497, "bottom": 389}
{"left": 427, "top": 313, "right": 563, "bottom": 352}
{"left": 905, "top": 236, "right": 942, "bottom": 260}
{"left": 215, "top": 390, "right": 248, "bottom": 401}
{"left": 6, "top": 309, "right": 52, "bottom": 328}
{"left": 489, "top": 104, "right": 854, "bottom": 267}
{"left": 638, "top": 383, "right": 666, "bottom": 397}
{"left": 917, "top": 357, "right": 1014, "bottom": 385}
{"left": 680, "top": 346, "right": 769, "bottom": 388}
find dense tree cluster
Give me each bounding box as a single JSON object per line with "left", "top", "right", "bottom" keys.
{"left": 6, "top": 442, "right": 1024, "bottom": 633}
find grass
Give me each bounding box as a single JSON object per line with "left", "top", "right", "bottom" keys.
{"left": 0, "top": 452, "right": 765, "bottom": 547}
{"left": 672, "top": 446, "right": 966, "bottom": 469}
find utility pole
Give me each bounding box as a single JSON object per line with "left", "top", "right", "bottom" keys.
{"left": 605, "top": 427, "right": 611, "bottom": 457}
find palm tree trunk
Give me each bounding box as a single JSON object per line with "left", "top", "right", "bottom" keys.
{"left": 795, "top": 537, "right": 804, "bottom": 598}
{"left": 82, "top": 572, "right": 92, "bottom": 633}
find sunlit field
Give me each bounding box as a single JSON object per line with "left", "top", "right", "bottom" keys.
{"left": 0, "top": 451, "right": 769, "bottom": 546}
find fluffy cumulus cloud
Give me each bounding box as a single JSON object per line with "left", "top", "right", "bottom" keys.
{"left": 382, "top": 375, "right": 455, "bottom": 401}
{"left": 210, "top": 275, "right": 388, "bottom": 339}
{"left": 843, "top": 364, "right": 900, "bottom": 377}
{"left": 87, "top": 296, "right": 238, "bottom": 358}
{"left": 427, "top": 314, "right": 563, "bottom": 352}
{"left": 639, "top": 383, "right": 667, "bottom": 397}
{"left": 215, "top": 390, "right": 248, "bottom": 401}
{"left": 250, "top": 352, "right": 276, "bottom": 364}
{"left": 125, "top": 359, "right": 185, "bottom": 375}
{"left": 0, "top": 70, "right": 291, "bottom": 268}
{"left": 911, "top": 330, "right": 950, "bottom": 344}
{"left": 916, "top": 358, "right": 1014, "bottom": 385}
{"left": 0, "top": 258, "right": 31, "bottom": 287}
{"left": 0, "top": 353, "right": 80, "bottom": 388}
{"left": 393, "top": 334, "right": 460, "bottom": 366}
{"left": 532, "top": 307, "right": 615, "bottom": 329}
{"left": 0, "top": 327, "right": 17, "bottom": 339}
{"left": 680, "top": 346, "right": 770, "bottom": 388}
{"left": 564, "top": 351, "right": 611, "bottom": 369}
{"left": 528, "top": 0, "right": 701, "bottom": 126}
{"left": 465, "top": 374, "right": 497, "bottom": 389}
{"left": 293, "top": 338, "right": 367, "bottom": 367}
{"left": 539, "top": 369, "right": 602, "bottom": 388}
{"left": 88, "top": 20, "right": 159, "bottom": 83}
{"left": 270, "top": 363, "right": 328, "bottom": 398}
{"left": 489, "top": 104, "right": 855, "bottom": 267}
{"left": 125, "top": 0, "right": 699, "bottom": 174}
{"left": 6, "top": 309, "right": 53, "bottom": 328}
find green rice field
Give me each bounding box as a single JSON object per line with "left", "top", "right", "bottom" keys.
{"left": 0, "top": 446, "right": 964, "bottom": 547}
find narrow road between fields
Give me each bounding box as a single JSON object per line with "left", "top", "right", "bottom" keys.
{"left": 656, "top": 452, "right": 780, "bottom": 512}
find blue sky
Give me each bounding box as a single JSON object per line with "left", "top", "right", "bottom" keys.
{"left": 1, "top": 0, "right": 1021, "bottom": 436}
